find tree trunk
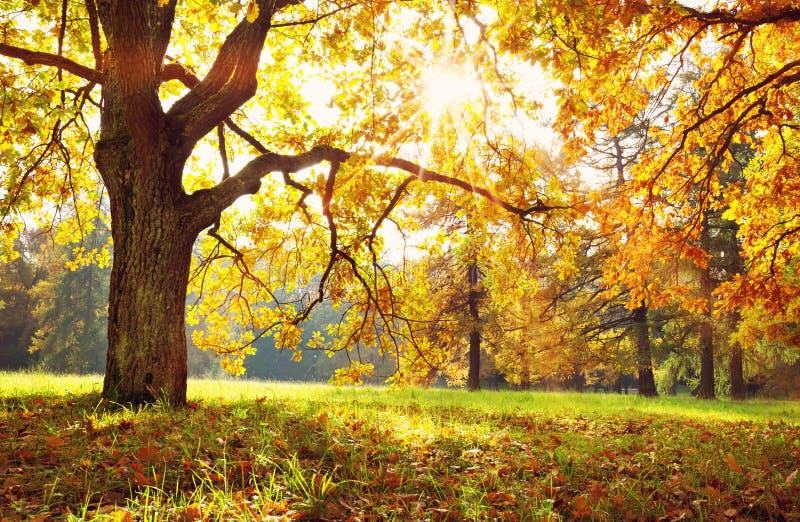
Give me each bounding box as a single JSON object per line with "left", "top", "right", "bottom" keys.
{"left": 696, "top": 253, "right": 715, "bottom": 399}
{"left": 92, "top": 5, "right": 205, "bottom": 405}
{"left": 467, "top": 287, "right": 481, "bottom": 392}
{"left": 697, "top": 320, "right": 715, "bottom": 399}
{"left": 102, "top": 206, "right": 195, "bottom": 405}
{"left": 94, "top": 105, "right": 199, "bottom": 406}
{"left": 728, "top": 310, "right": 745, "bottom": 400}
{"left": 729, "top": 341, "right": 745, "bottom": 400}
{"left": 632, "top": 304, "right": 658, "bottom": 397}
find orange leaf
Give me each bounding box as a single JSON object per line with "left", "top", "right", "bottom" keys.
{"left": 136, "top": 445, "right": 161, "bottom": 463}
{"left": 572, "top": 496, "right": 593, "bottom": 518}
{"left": 724, "top": 454, "right": 742, "bottom": 474}
{"left": 44, "top": 436, "right": 65, "bottom": 449}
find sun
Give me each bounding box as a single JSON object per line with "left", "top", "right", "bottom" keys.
{"left": 422, "top": 66, "right": 481, "bottom": 116}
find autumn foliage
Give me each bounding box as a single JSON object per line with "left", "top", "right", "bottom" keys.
{"left": 1, "top": 1, "right": 800, "bottom": 399}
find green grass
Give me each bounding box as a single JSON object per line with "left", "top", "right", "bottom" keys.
{"left": 2, "top": 371, "right": 799, "bottom": 521}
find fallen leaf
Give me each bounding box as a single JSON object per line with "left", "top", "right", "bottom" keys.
{"left": 724, "top": 454, "right": 742, "bottom": 474}
{"left": 44, "top": 435, "right": 66, "bottom": 449}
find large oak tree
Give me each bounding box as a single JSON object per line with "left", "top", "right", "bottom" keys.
{"left": 1, "top": 0, "right": 559, "bottom": 405}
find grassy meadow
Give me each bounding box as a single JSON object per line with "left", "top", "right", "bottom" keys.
{"left": 1, "top": 372, "right": 798, "bottom": 521}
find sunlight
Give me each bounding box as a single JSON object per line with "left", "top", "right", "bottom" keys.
{"left": 422, "top": 66, "right": 481, "bottom": 116}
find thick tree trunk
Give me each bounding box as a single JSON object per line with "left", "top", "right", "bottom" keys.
{"left": 87, "top": 0, "right": 284, "bottom": 405}
{"left": 93, "top": 8, "right": 205, "bottom": 404}
{"left": 632, "top": 304, "right": 658, "bottom": 397}
{"left": 102, "top": 206, "right": 195, "bottom": 405}
{"left": 94, "top": 99, "right": 200, "bottom": 406}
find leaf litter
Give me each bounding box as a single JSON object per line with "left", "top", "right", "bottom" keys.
{"left": 1, "top": 391, "right": 798, "bottom": 521}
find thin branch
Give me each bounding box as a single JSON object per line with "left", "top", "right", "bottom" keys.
{"left": 380, "top": 157, "right": 565, "bottom": 216}
{"left": 271, "top": 3, "right": 357, "bottom": 28}
{"left": 84, "top": 0, "right": 104, "bottom": 70}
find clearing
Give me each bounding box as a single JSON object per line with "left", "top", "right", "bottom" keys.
{"left": 1, "top": 372, "right": 798, "bottom": 520}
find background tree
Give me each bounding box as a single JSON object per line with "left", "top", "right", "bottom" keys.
{"left": 0, "top": 231, "right": 47, "bottom": 369}
{"left": 513, "top": 1, "right": 800, "bottom": 395}
{"left": 28, "top": 221, "right": 110, "bottom": 374}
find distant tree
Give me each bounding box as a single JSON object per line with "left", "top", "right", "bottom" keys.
{"left": 242, "top": 299, "right": 395, "bottom": 383}
{"left": 533, "top": 1, "right": 800, "bottom": 369}
{"left": 0, "top": 233, "right": 47, "bottom": 369}
{"left": 28, "top": 223, "right": 110, "bottom": 374}
{"left": 580, "top": 116, "right": 662, "bottom": 397}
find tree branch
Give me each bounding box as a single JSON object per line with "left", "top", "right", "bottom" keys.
{"left": 681, "top": 5, "right": 800, "bottom": 28}
{"left": 166, "top": 0, "right": 302, "bottom": 146}
{"left": 95, "top": 1, "right": 177, "bottom": 151}
{"left": 379, "top": 157, "right": 565, "bottom": 216}
{"left": 84, "top": 0, "right": 104, "bottom": 70}
{"left": 271, "top": 2, "right": 357, "bottom": 28}
{"left": 0, "top": 43, "right": 104, "bottom": 83}
{"left": 654, "top": 59, "right": 800, "bottom": 183}
{"left": 188, "top": 144, "right": 566, "bottom": 233}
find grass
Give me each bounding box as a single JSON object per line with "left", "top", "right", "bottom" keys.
{"left": 1, "top": 371, "right": 799, "bottom": 521}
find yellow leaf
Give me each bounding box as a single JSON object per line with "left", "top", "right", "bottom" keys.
{"left": 670, "top": 2, "right": 690, "bottom": 16}
{"left": 246, "top": 1, "right": 259, "bottom": 23}
{"left": 157, "top": 0, "right": 169, "bottom": 7}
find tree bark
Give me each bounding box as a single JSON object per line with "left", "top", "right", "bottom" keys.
{"left": 696, "top": 266, "right": 716, "bottom": 399}
{"left": 696, "top": 222, "right": 716, "bottom": 400}
{"left": 697, "top": 320, "right": 715, "bottom": 399}
{"left": 91, "top": 1, "right": 212, "bottom": 406}
{"left": 729, "top": 340, "right": 745, "bottom": 400}
{"left": 93, "top": 52, "right": 199, "bottom": 404}
{"left": 632, "top": 304, "right": 658, "bottom": 397}
{"left": 102, "top": 204, "right": 196, "bottom": 405}
{"left": 95, "top": 120, "right": 203, "bottom": 405}
{"left": 467, "top": 284, "right": 481, "bottom": 392}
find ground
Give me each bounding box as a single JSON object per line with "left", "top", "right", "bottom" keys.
{"left": 1, "top": 373, "right": 799, "bottom": 520}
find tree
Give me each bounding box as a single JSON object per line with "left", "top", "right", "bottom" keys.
{"left": 519, "top": 2, "right": 800, "bottom": 391}
{"left": 406, "top": 213, "right": 489, "bottom": 391}
{"left": 599, "top": 124, "right": 660, "bottom": 397}
{"left": 28, "top": 223, "right": 110, "bottom": 374}
{"left": 466, "top": 259, "right": 483, "bottom": 391}
{"left": 0, "top": 232, "right": 47, "bottom": 369}
{"left": 1, "top": 0, "right": 559, "bottom": 404}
